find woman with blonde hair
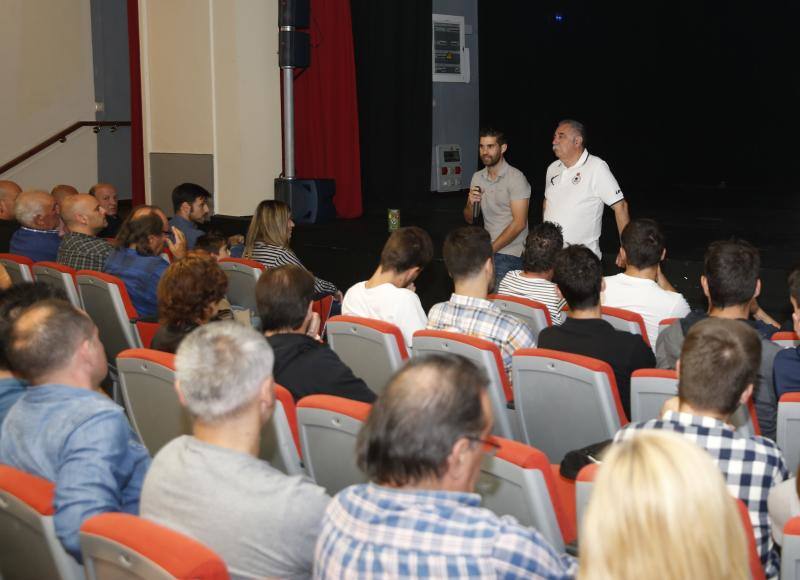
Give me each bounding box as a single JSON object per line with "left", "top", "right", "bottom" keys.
{"left": 579, "top": 432, "right": 750, "bottom": 580}
{"left": 243, "top": 200, "right": 340, "bottom": 300}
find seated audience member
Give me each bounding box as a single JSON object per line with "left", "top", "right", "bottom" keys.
{"left": 104, "top": 213, "right": 185, "bottom": 318}
{"left": 315, "top": 354, "right": 576, "bottom": 578}
{"left": 57, "top": 194, "right": 113, "bottom": 271}
{"left": 0, "top": 282, "right": 68, "bottom": 428}
{"left": 602, "top": 218, "right": 690, "bottom": 346}
{"left": 141, "top": 321, "right": 329, "bottom": 578}
{"left": 427, "top": 226, "right": 535, "bottom": 377}
{"left": 617, "top": 318, "right": 788, "bottom": 578}
{"left": 342, "top": 226, "right": 433, "bottom": 348}
{"left": 90, "top": 182, "right": 121, "bottom": 238}
{"left": 768, "top": 466, "right": 800, "bottom": 547}
{"left": 498, "top": 221, "right": 567, "bottom": 325}
{"left": 169, "top": 182, "right": 210, "bottom": 249}
{"left": 257, "top": 265, "right": 376, "bottom": 403}
{"left": 581, "top": 432, "right": 749, "bottom": 580}
{"left": 151, "top": 253, "right": 228, "bottom": 353}
{"left": 0, "top": 180, "right": 22, "bottom": 253}
{"left": 9, "top": 190, "right": 61, "bottom": 261}
{"left": 538, "top": 245, "right": 654, "bottom": 417}
{"left": 51, "top": 184, "right": 78, "bottom": 209}
{"left": 773, "top": 267, "right": 800, "bottom": 398}
{"left": 0, "top": 300, "right": 150, "bottom": 561}
{"left": 656, "top": 239, "right": 782, "bottom": 440}
{"left": 244, "top": 200, "right": 341, "bottom": 300}
{"left": 194, "top": 231, "right": 230, "bottom": 259}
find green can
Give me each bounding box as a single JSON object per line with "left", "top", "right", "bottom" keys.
{"left": 388, "top": 208, "right": 400, "bottom": 232}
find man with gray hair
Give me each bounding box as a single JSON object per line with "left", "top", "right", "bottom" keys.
{"left": 544, "top": 119, "right": 629, "bottom": 259}
{"left": 9, "top": 190, "right": 61, "bottom": 261}
{"left": 315, "top": 354, "right": 576, "bottom": 579}
{"left": 141, "top": 321, "right": 330, "bottom": 579}
{"left": 0, "top": 180, "right": 22, "bottom": 253}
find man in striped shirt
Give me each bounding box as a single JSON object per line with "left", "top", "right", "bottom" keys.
{"left": 427, "top": 227, "right": 535, "bottom": 377}
{"left": 498, "top": 221, "right": 566, "bottom": 325}
{"left": 314, "top": 354, "right": 576, "bottom": 579}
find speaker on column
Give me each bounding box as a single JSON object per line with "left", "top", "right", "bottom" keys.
{"left": 279, "top": 0, "right": 310, "bottom": 28}
{"left": 279, "top": 30, "right": 310, "bottom": 68}
{"left": 274, "top": 178, "right": 336, "bottom": 224}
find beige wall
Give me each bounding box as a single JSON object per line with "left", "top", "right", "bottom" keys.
{"left": 0, "top": 0, "right": 98, "bottom": 190}
{"left": 140, "top": 0, "right": 282, "bottom": 216}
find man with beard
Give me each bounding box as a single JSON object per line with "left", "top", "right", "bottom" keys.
{"left": 169, "top": 182, "right": 211, "bottom": 250}
{"left": 464, "top": 128, "right": 531, "bottom": 285}
{"left": 544, "top": 119, "right": 629, "bottom": 259}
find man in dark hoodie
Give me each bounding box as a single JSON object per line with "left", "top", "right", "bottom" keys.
{"left": 656, "top": 239, "right": 781, "bottom": 440}
{"left": 256, "top": 264, "right": 376, "bottom": 403}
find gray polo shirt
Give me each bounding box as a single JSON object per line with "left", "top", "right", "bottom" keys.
{"left": 470, "top": 159, "right": 531, "bottom": 257}
{"left": 141, "top": 435, "right": 330, "bottom": 579}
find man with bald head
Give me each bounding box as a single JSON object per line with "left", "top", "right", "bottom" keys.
{"left": 58, "top": 194, "right": 113, "bottom": 271}
{"left": 51, "top": 184, "right": 78, "bottom": 209}
{"left": 10, "top": 190, "right": 61, "bottom": 261}
{"left": 0, "top": 300, "right": 150, "bottom": 561}
{"left": 90, "top": 183, "right": 121, "bottom": 237}
{"left": 0, "top": 180, "right": 22, "bottom": 252}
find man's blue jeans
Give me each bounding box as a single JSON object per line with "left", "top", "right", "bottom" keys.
{"left": 493, "top": 253, "right": 523, "bottom": 291}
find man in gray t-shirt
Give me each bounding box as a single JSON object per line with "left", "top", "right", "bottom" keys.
{"left": 140, "top": 322, "right": 330, "bottom": 579}
{"left": 464, "top": 128, "right": 531, "bottom": 286}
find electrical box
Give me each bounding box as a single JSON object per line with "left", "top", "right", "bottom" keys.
{"left": 435, "top": 144, "right": 463, "bottom": 192}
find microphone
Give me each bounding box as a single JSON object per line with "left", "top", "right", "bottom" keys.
{"left": 472, "top": 186, "right": 482, "bottom": 222}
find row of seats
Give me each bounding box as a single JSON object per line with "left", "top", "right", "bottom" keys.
{"left": 326, "top": 315, "right": 762, "bottom": 462}
{"left": 5, "top": 387, "right": 800, "bottom": 580}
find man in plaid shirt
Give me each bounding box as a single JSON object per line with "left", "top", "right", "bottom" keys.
{"left": 427, "top": 227, "right": 535, "bottom": 377}
{"left": 314, "top": 354, "right": 576, "bottom": 579}
{"left": 57, "top": 194, "right": 113, "bottom": 271}
{"left": 616, "top": 318, "right": 788, "bottom": 579}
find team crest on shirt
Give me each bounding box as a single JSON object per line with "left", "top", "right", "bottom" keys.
{"left": 571, "top": 172, "right": 582, "bottom": 185}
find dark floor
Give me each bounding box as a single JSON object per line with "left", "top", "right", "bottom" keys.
{"left": 211, "top": 184, "right": 800, "bottom": 326}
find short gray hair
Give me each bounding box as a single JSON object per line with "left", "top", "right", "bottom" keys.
{"left": 558, "top": 119, "right": 587, "bottom": 146}
{"left": 14, "top": 190, "right": 50, "bottom": 226}
{"left": 175, "top": 321, "right": 274, "bottom": 422}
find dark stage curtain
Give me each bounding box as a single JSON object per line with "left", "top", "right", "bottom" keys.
{"left": 295, "top": 0, "right": 363, "bottom": 218}
{"left": 350, "top": 0, "right": 432, "bottom": 211}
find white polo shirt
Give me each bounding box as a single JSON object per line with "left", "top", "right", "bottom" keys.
{"left": 543, "top": 149, "right": 624, "bottom": 257}
{"left": 601, "top": 273, "right": 691, "bottom": 349}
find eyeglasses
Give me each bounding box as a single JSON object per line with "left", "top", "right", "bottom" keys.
{"left": 466, "top": 436, "right": 501, "bottom": 456}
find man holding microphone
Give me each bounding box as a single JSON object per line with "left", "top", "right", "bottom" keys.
{"left": 464, "top": 128, "right": 531, "bottom": 286}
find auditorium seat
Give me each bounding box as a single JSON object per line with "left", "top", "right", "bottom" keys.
{"left": 773, "top": 331, "right": 800, "bottom": 348}
{"left": 218, "top": 257, "right": 264, "bottom": 314}
{"left": 778, "top": 392, "right": 800, "bottom": 474}
{"left": 782, "top": 516, "right": 800, "bottom": 580}
{"left": 512, "top": 349, "right": 628, "bottom": 463}
{"left": 477, "top": 436, "right": 576, "bottom": 550}
{"left": 0, "top": 253, "right": 34, "bottom": 285}
{"left": 80, "top": 512, "right": 229, "bottom": 580}
{"left": 326, "top": 315, "right": 408, "bottom": 394}
{"left": 412, "top": 329, "right": 520, "bottom": 440}
{"left": 600, "top": 306, "right": 650, "bottom": 346}
{"left": 134, "top": 321, "right": 160, "bottom": 350}
{"left": 116, "top": 349, "right": 302, "bottom": 475}
{"left": 0, "top": 465, "right": 83, "bottom": 580}
{"left": 32, "top": 261, "right": 81, "bottom": 307}
{"left": 487, "top": 293, "right": 552, "bottom": 341}
{"left": 313, "top": 294, "right": 335, "bottom": 331}
{"left": 296, "top": 395, "right": 371, "bottom": 495}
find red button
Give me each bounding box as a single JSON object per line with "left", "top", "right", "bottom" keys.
{"left": 441, "top": 167, "right": 448, "bottom": 175}
{"left": 455, "top": 166, "right": 461, "bottom": 174}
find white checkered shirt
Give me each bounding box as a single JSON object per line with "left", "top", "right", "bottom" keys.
{"left": 314, "top": 483, "right": 576, "bottom": 579}
{"left": 616, "top": 411, "right": 789, "bottom": 579}
{"left": 427, "top": 294, "right": 536, "bottom": 377}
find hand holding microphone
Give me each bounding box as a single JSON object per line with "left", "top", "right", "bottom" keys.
{"left": 468, "top": 185, "right": 482, "bottom": 222}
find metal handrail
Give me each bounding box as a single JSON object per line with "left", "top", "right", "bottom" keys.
{"left": 0, "top": 121, "right": 131, "bottom": 175}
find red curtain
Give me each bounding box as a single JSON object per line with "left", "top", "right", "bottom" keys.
{"left": 127, "top": 0, "right": 145, "bottom": 206}
{"left": 294, "top": 0, "right": 362, "bottom": 218}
